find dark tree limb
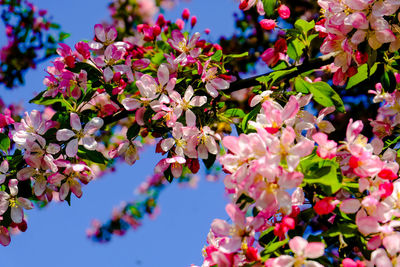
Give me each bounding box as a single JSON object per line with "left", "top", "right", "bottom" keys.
{"left": 226, "top": 52, "right": 337, "bottom": 93}
{"left": 102, "top": 53, "right": 338, "bottom": 127}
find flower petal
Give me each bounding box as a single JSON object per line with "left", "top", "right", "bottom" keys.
{"left": 66, "top": 139, "right": 79, "bottom": 158}
{"left": 56, "top": 129, "right": 75, "bottom": 141}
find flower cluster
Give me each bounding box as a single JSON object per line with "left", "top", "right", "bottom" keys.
{"left": 0, "top": 0, "right": 66, "bottom": 88}
{"left": 316, "top": 0, "right": 400, "bottom": 85}
{"left": 0, "top": 7, "right": 236, "bottom": 245}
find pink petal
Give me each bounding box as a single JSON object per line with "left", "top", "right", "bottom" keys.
{"left": 340, "top": 199, "right": 361, "bottom": 214}
{"left": 17, "top": 167, "right": 35, "bottom": 181}
{"left": 219, "top": 237, "right": 242, "bottom": 253}
{"left": 0, "top": 160, "right": 8, "bottom": 173}
{"left": 66, "top": 139, "right": 79, "bottom": 158}
{"left": 82, "top": 136, "right": 97, "bottom": 150}
{"left": 17, "top": 197, "right": 33, "bottom": 209}
{"left": 70, "top": 182, "right": 82, "bottom": 198}
{"left": 305, "top": 242, "right": 325, "bottom": 258}
{"left": 382, "top": 233, "right": 400, "bottom": 256}
{"left": 376, "top": 29, "right": 396, "bottom": 43}
{"left": 103, "top": 67, "right": 114, "bottom": 82}
{"left": 135, "top": 107, "right": 146, "bottom": 126}
{"left": 48, "top": 173, "right": 66, "bottom": 184}
{"left": 59, "top": 182, "right": 70, "bottom": 200}
{"left": 154, "top": 159, "right": 169, "bottom": 173}
{"left": 185, "top": 110, "right": 197, "bottom": 128}
{"left": 184, "top": 85, "right": 194, "bottom": 102}
{"left": 190, "top": 96, "right": 207, "bottom": 107}
{"left": 0, "top": 192, "right": 9, "bottom": 215}
{"left": 225, "top": 203, "right": 245, "bottom": 228}
{"left": 11, "top": 206, "right": 23, "bottom": 223}
{"left": 84, "top": 117, "right": 104, "bottom": 134}
{"left": 0, "top": 226, "right": 10, "bottom": 246}
{"left": 289, "top": 236, "right": 308, "bottom": 255}
{"left": 274, "top": 256, "right": 295, "bottom": 267}
{"left": 94, "top": 24, "right": 106, "bottom": 43}
{"left": 122, "top": 98, "right": 141, "bottom": 111}
{"left": 70, "top": 113, "right": 82, "bottom": 131}
{"left": 56, "top": 129, "right": 75, "bottom": 141}
{"left": 157, "top": 64, "right": 169, "bottom": 87}
{"left": 171, "top": 163, "right": 183, "bottom": 178}
{"left": 211, "top": 219, "right": 231, "bottom": 237}
{"left": 282, "top": 96, "right": 300, "bottom": 121}
{"left": 205, "top": 82, "right": 218, "bottom": 98}
{"left": 210, "top": 78, "right": 229, "bottom": 90}
{"left": 106, "top": 26, "right": 117, "bottom": 42}
{"left": 161, "top": 138, "right": 175, "bottom": 152}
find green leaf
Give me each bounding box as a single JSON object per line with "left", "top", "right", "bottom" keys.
{"left": 294, "top": 19, "right": 315, "bottom": 34}
{"left": 164, "top": 168, "right": 174, "bottom": 183}
{"left": 224, "top": 51, "right": 248, "bottom": 59}
{"left": 301, "top": 154, "right": 341, "bottom": 195}
{"left": 203, "top": 153, "right": 217, "bottom": 169}
{"left": 127, "top": 124, "right": 141, "bottom": 140}
{"left": 323, "top": 223, "right": 358, "bottom": 238}
{"left": 261, "top": 238, "right": 289, "bottom": 257}
{"left": 261, "top": 0, "right": 277, "bottom": 16}
{"left": 0, "top": 133, "right": 10, "bottom": 152}
{"left": 211, "top": 50, "right": 223, "bottom": 62}
{"left": 151, "top": 52, "right": 165, "bottom": 65}
{"left": 256, "top": 68, "right": 296, "bottom": 90}
{"left": 224, "top": 108, "right": 246, "bottom": 118}
{"left": 68, "top": 62, "right": 103, "bottom": 82}
{"left": 287, "top": 39, "right": 305, "bottom": 61}
{"left": 294, "top": 77, "right": 309, "bottom": 93}
{"left": 77, "top": 146, "right": 108, "bottom": 165}
{"left": 59, "top": 32, "right": 70, "bottom": 41}
{"left": 308, "top": 82, "right": 345, "bottom": 112}
{"left": 272, "top": 61, "right": 289, "bottom": 70}
{"left": 241, "top": 104, "right": 261, "bottom": 133}
{"left": 346, "top": 63, "right": 378, "bottom": 89}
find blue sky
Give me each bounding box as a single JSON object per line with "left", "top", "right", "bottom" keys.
{"left": 0, "top": 0, "right": 239, "bottom": 266}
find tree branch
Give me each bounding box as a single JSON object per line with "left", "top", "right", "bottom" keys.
{"left": 101, "top": 53, "right": 338, "bottom": 128}
{"left": 226, "top": 52, "right": 337, "bottom": 93}
{"left": 102, "top": 109, "right": 130, "bottom": 129}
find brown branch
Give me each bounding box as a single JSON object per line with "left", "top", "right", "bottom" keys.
{"left": 226, "top": 52, "right": 337, "bottom": 93}
{"left": 101, "top": 53, "right": 338, "bottom": 128}
{"left": 102, "top": 109, "right": 130, "bottom": 129}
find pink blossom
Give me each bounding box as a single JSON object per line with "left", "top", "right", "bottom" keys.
{"left": 312, "top": 132, "right": 337, "bottom": 159}
{"left": 89, "top": 24, "right": 117, "bottom": 50}
{"left": 0, "top": 179, "right": 33, "bottom": 224}
{"left": 56, "top": 113, "right": 103, "bottom": 157}
{"left": 274, "top": 236, "right": 324, "bottom": 267}
{"left": 168, "top": 30, "right": 201, "bottom": 65}
{"left": 201, "top": 62, "right": 230, "bottom": 98}
{"left": 260, "top": 19, "right": 276, "bottom": 31}
{"left": 278, "top": 5, "right": 290, "bottom": 19}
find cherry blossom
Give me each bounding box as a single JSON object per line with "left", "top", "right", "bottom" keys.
{"left": 56, "top": 113, "right": 103, "bottom": 157}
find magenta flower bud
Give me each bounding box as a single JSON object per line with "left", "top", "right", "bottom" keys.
{"left": 355, "top": 50, "right": 368, "bottom": 65}
{"left": 278, "top": 4, "right": 290, "bottom": 19}
{"left": 182, "top": 8, "right": 190, "bottom": 21}
{"left": 5, "top": 25, "right": 12, "bottom": 37}
{"left": 152, "top": 25, "right": 161, "bottom": 37}
{"left": 38, "top": 9, "right": 47, "bottom": 16}
{"left": 204, "top": 28, "right": 211, "bottom": 35}
{"left": 176, "top": 18, "right": 184, "bottom": 30}
{"left": 260, "top": 19, "right": 276, "bottom": 31}
{"left": 156, "top": 14, "right": 166, "bottom": 27}
{"left": 394, "top": 73, "right": 400, "bottom": 84}
{"left": 191, "top": 16, "right": 197, "bottom": 28}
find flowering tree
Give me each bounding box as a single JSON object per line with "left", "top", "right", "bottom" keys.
{"left": 1, "top": 0, "right": 400, "bottom": 266}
